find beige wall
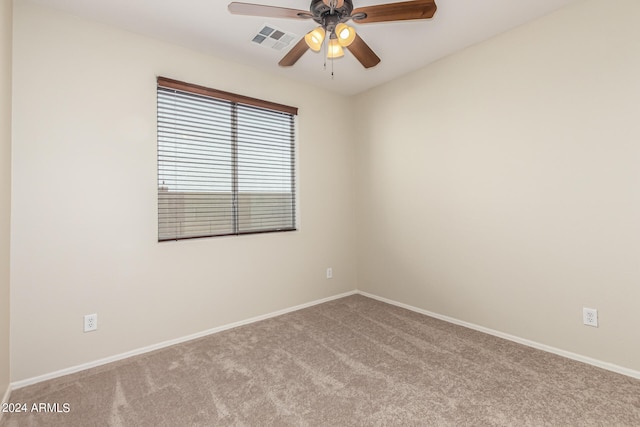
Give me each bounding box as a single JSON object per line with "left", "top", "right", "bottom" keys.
{"left": 0, "top": 0, "right": 12, "bottom": 400}
{"left": 11, "top": 1, "right": 356, "bottom": 381}
{"left": 355, "top": 0, "right": 640, "bottom": 371}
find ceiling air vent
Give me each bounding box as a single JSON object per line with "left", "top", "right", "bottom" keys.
{"left": 251, "top": 24, "right": 298, "bottom": 51}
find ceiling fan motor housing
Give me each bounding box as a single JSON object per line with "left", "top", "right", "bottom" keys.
{"left": 310, "top": 0, "right": 354, "bottom": 31}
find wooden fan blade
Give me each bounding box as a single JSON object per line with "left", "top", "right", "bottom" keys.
{"left": 323, "top": 0, "right": 345, "bottom": 7}
{"left": 346, "top": 34, "right": 381, "bottom": 68}
{"left": 228, "top": 2, "right": 310, "bottom": 19}
{"left": 278, "top": 38, "right": 310, "bottom": 67}
{"left": 352, "top": 0, "right": 437, "bottom": 24}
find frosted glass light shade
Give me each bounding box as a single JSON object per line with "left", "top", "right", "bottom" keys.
{"left": 336, "top": 23, "right": 356, "bottom": 47}
{"left": 327, "top": 39, "right": 344, "bottom": 58}
{"left": 304, "top": 27, "right": 326, "bottom": 52}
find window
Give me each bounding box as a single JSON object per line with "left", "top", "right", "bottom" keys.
{"left": 157, "top": 77, "right": 297, "bottom": 241}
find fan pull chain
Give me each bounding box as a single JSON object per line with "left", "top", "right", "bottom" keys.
{"left": 321, "top": 36, "right": 334, "bottom": 79}
{"left": 331, "top": 56, "right": 335, "bottom": 79}
{"left": 321, "top": 36, "right": 335, "bottom": 79}
{"left": 323, "top": 37, "right": 327, "bottom": 71}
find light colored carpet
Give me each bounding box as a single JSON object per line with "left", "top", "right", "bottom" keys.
{"left": 3, "top": 294, "right": 640, "bottom": 426}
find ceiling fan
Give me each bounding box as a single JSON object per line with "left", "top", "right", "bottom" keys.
{"left": 228, "top": 0, "right": 437, "bottom": 69}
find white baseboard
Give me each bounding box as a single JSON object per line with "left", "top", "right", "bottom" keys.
{"left": 11, "top": 288, "right": 639, "bottom": 390}
{"left": 357, "top": 290, "right": 640, "bottom": 380}
{"left": 0, "top": 383, "right": 11, "bottom": 423}
{"left": 11, "top": 290, "right": 358, "bottom": 390}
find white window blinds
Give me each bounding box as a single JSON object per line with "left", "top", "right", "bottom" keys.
{"left": 157, "top": 77, "right": 297, "bottom": 241}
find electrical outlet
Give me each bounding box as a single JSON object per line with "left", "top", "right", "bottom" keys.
{"left": 583, "top": 307, "right": 598, "bottom": 327}
{"left": 84, "top": 313, "right": 98, "bottom": 332}
{"left": 326, "top": 267, "right": 333, "bottom": 279}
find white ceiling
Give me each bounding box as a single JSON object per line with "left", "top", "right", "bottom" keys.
{"left": 27, "top": 0, "right": 580, "bottom": 95}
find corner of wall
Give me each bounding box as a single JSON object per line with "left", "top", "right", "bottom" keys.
{"left": 0, "top": 0, "right": 13, "bottom": 404}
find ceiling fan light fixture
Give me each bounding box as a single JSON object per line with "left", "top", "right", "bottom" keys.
{"left": 327, "top": 38, "right": 344, "bottom": 59}
{"left": 228, "top": 0, "right": 438, "bottom": 69}
{"left": 335, "top": 23, "right": 356, "bottom": 47}
{"left": 304, "top": 27, "right": 325, "bottom": 52}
